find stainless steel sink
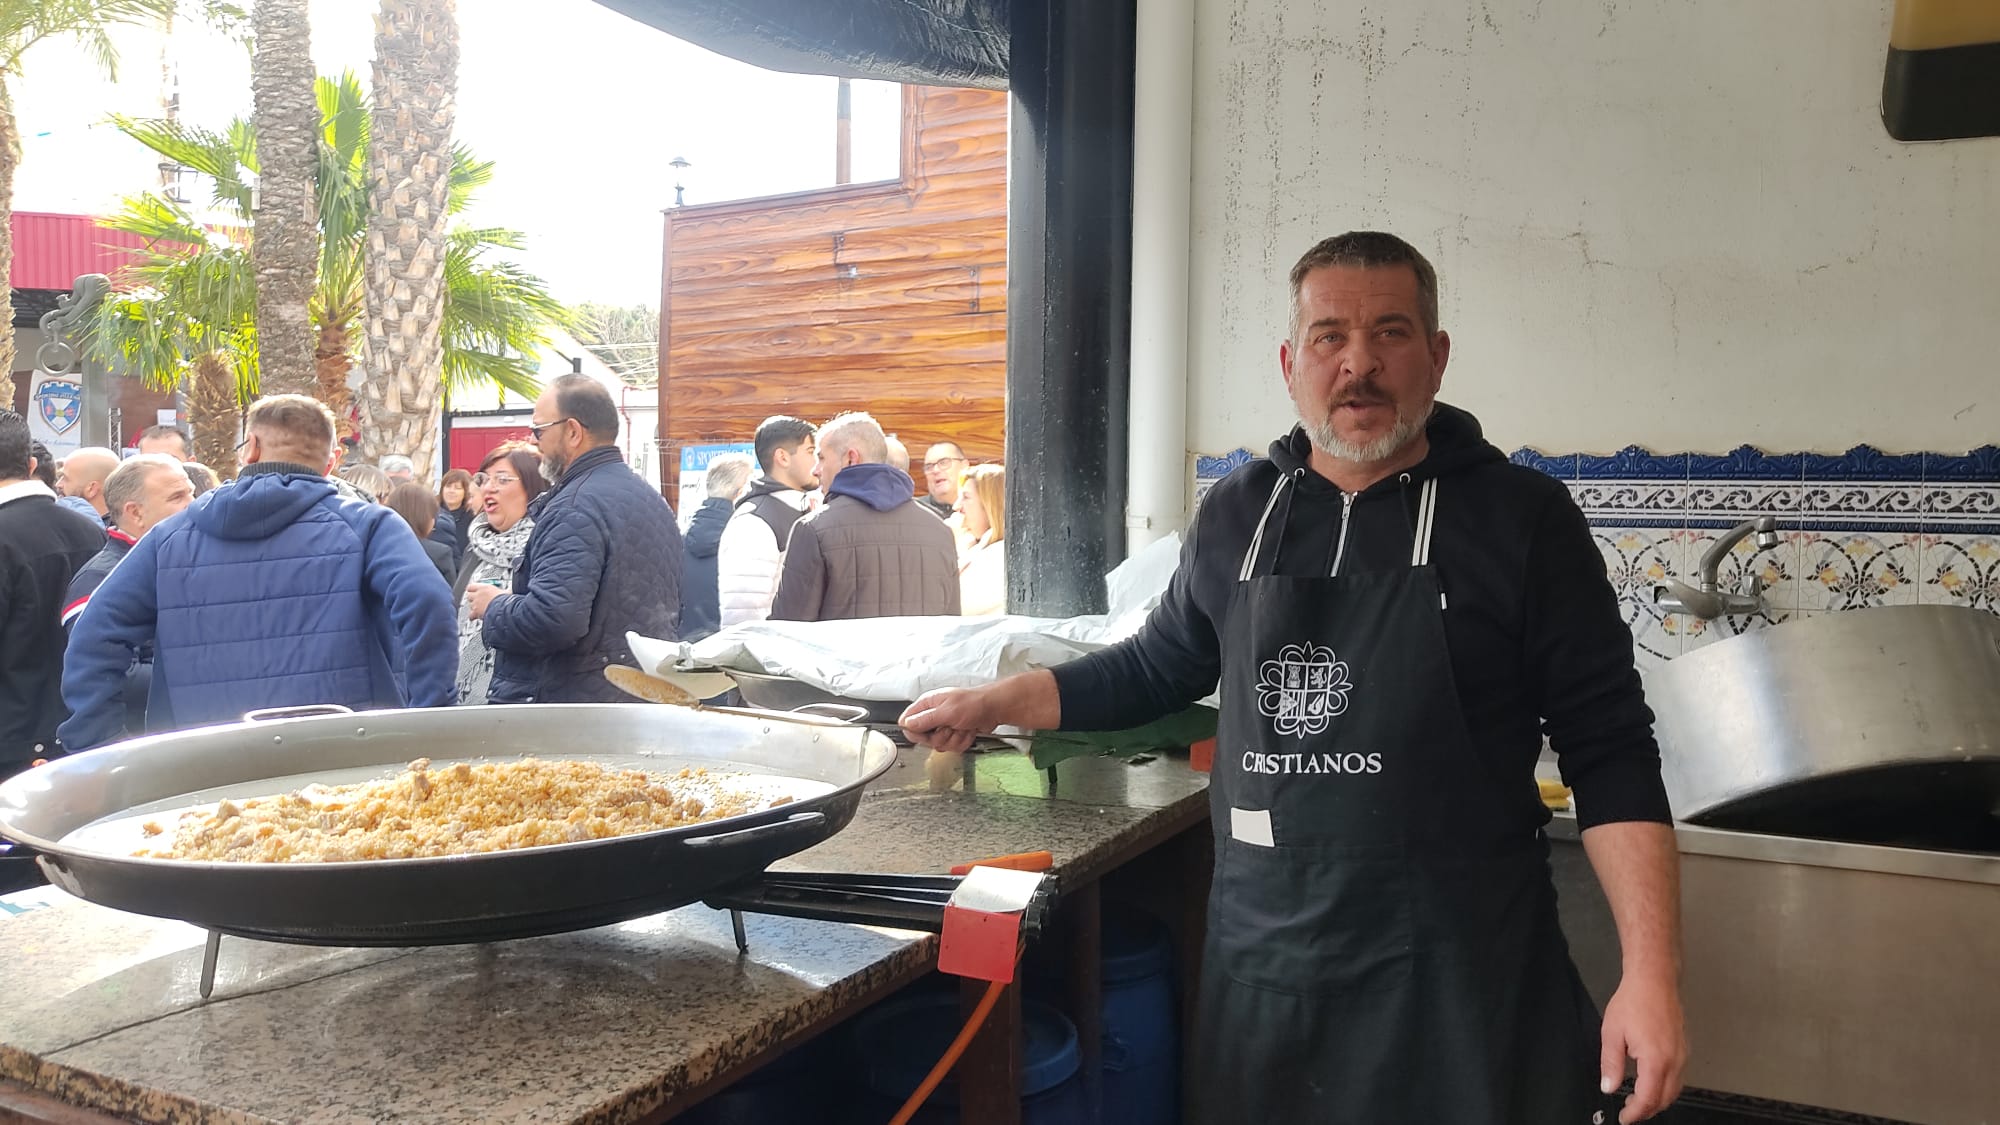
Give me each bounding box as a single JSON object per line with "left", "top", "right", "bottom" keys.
{"left": 1647, "top": 605, "right": 2000, "bottom": 847}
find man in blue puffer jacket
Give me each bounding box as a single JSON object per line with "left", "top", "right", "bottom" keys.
{"left": 465, "top": 374, "right": 682, "bottom": 703}
{"left": 60, "top": 396, "right": 458, "bottom": 750}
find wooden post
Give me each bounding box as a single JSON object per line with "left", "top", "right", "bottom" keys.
{"left": 1063, "top": 881, "right": 1105, "bottom": 1122}
{"left": 958, "top": 976, "right": 1022, "bottom": 1125}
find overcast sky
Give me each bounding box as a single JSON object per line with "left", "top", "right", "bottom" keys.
{"left": 12, "top": 0, "right": 905, "bottom": 307}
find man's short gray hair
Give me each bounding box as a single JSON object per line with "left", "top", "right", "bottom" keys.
{"left": 245, "top": 394, "right": 337, "bottom": 465}
{"left": 103, "top": 455, "right": 186, "bottom": 521}
{"left": 1288, "top": 231, "right": 1441, "bottom": 341}
{"left": 380, "top": 454, "right": 416, "bottom": 478}
{"left": 817, "top": 412, "right": 889, "bottom": 465}
{"left": 705, "top": 453, "right": 754, "bottom": 500}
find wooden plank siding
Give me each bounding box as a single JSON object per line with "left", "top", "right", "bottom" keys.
{"left": 656, "top": 85, "right": 1008, "bottom": 498}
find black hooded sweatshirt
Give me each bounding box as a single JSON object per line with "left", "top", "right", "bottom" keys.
{"left": 1052, "top": 403, "right": 1670, "bottom": 830}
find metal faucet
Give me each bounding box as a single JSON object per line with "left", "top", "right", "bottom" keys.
{"left": 1653, "top": 515, "right": 1780, "bottom": 620}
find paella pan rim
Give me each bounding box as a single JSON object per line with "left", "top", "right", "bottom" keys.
{"left": 0, "top": 703, "right": 899, "bottom": 944}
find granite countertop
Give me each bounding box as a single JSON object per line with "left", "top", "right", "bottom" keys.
{"left": 0, "top": 746, "right": 1209, "bottom": 1125}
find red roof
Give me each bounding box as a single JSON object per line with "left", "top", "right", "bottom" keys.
{"left": 9, "top": 211, "right": 155, "bottom": 291}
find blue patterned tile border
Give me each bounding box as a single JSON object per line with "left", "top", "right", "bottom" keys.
{"left": 1927, "top": 447, "right": 2000, "bottom": 481}
{"left": 1193, "top": 448, "right": 1258, "bottom": 507}
{"left": 1199, "top": 443, "right": 2000, "bottom": 533}
{"left": 1513, "top": 443, "right": 2000, "bottom": 535}
{"left": 1195, "top": 449, "right": 1257, "bottom": 481}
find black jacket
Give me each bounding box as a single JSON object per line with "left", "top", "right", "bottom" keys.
{"left": 419, "top": 537, "right": 456, "bottom": 587}
{"left": 483, "top": 446, "right": 682, "bottom": 703}
{"left": 428, "top": 503, "right": 467, "bottom": 570}
{"left": 1053, "top": 403, "right": 1670, "bottom": 830}
{"left": 0, "top": 490, "right": 107, "bottom": 767}
{"left": 61, "top": 531, "right": 150, "bottom": 739}
{"left": 679, "top": 497, "right": 732, "bottom": 640}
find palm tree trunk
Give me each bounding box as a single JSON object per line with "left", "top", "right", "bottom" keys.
{"left": 188, "top": 352, "right": 242, "bottom": 477}
{"left": 359, "top": 0, "right": 458, "bottom": 484}
{"left": 315, "top": 315, "right": 355, "bottom": 442}
{"left": 0, "top": 82, "right": 21, "bottom": 411}
{"left": 250, "top": 0, "right": 320, "bottom": 398}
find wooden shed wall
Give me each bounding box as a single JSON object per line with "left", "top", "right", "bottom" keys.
{"left": 656, "top": 85, "right": 1008, "bottom": 496}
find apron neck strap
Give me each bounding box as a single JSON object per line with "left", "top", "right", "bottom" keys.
{"left": 1238, "top": 475, "right": 1293, "bottom": 582}
{"left": 1236, "top": 474, "right": 1443, "bottom": 580}
{"left": 1408, "top": 477, "right": 1439, "bottom": 567}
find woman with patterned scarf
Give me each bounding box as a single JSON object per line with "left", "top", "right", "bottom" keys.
{"left": 452, "top": 443, "right": 548, "bottom": 704}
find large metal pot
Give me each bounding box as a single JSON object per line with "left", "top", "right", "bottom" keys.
{"left": 1649, "top": 605, "right": 2000, "bottom": 845}
{"left": 0, "top": 703, "right": 896, "bottom": 944}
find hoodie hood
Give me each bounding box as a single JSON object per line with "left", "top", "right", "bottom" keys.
{"left": 740, "top": 474, "right": 808, "bottom": 502}
{"left": 827, "top": 462, "right": 917, "bottom": 512}
{"left": 190, "top": 463, "right": 338, "bottom": 540}
{"left": 1268, "top": 401, "right": 1504, "bottom": 496}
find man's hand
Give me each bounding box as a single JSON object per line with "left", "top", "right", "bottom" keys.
{"left": 900, "top": 670, "right": 1061, "bottom": 753}
{"left": 1580, "top": 819, "right": 1687, "bottom": 1123}
{"left": 464, "top": 583, "right": 504, "bottom": 622}
{"left": 1601, "top": 971, "right": 1687, "bottom": 1122}
{"left": 900, "top": 686, "right": 1001, "bottom": 754}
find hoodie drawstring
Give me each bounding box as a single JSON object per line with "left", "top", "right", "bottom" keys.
{"left": 1268, "top": 469, "right": 1303, "bottom": 574}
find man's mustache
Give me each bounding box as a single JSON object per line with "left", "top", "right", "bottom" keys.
{"left": 1332, "top": 389, "right": 1392, "bottom": 409}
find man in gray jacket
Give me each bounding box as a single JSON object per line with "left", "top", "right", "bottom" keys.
{"left": 770, "top": 413, "right": 960, "bottom": 621}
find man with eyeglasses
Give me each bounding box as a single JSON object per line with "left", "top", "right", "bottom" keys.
{"left": 918, "top": 442, "right": 968, "bottom": 520}
{"left": 465, "top": 374, "right": 683, "bottom": 703}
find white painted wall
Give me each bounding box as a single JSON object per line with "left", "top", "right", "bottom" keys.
{"left": 1186, "top": 0, "right": 2000, "bottom": 460}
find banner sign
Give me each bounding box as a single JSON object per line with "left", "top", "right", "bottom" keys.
{"left": 676, "top": 443, "right": 756, "bottom": 529}
{"left": 28, "top": 370, "right": 84, "bottom": 460}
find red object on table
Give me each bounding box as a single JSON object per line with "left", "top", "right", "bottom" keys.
{"left": 1191, "top": 737, "right": 1215, "bottom": 773}
{"left": 938, "top": 904, "right": 1024, "bottom": 983}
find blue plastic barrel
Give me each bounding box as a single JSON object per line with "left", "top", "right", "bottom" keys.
{"left": 1097, "top": 907, "right": 1178, "bottom": 1125}
{"left": 846, "top": 993, "right": 1086, "bottom": 1125}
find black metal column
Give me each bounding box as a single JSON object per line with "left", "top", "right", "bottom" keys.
{"left": 1005, "top": 0, "right": 1136, "bottom": 617}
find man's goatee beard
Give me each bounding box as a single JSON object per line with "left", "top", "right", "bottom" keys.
{"left": 1304, "top": 401, "right": 1433, "bottom": 464}
{"left": 541, "top": 455, "right": 566, "bottom": 482}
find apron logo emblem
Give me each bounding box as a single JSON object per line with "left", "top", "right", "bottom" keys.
{"left": 1256, "top": 642, "right": 1351, "bottom": 737}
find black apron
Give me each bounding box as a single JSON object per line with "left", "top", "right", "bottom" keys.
{"left": 1191, "top": 474, "right": 1605, "bottom": 1125}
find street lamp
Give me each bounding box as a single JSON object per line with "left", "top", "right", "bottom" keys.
{"left": 669, "top": 156, "right": 691, "bottom": 207}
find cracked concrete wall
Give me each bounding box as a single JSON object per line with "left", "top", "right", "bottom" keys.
{"left": 1188, "top": 0, "right": 2000, "bottom": 456}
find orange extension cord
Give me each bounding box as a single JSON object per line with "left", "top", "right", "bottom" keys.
{"left": 886, "top": 977, "right": 1008, "bottom": 1125}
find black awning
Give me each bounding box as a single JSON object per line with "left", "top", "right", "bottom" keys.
{"left": 590, "top": 0, "right": 1007, "bottom": 89}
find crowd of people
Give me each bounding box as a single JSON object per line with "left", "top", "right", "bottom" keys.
{"left": 0, "top": 377, "right": 1006, "bottom": 776}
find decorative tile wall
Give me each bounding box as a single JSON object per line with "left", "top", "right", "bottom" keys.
{"left": 1192, "top": 443, "right": 2000, "bottom": 675}
{"left": 1528, "top": 443, "right": 2000, "bottom": 672}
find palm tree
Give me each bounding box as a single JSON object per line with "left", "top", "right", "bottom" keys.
{"left": 85, "top": 73, "right": 558, "bottom": 464}
{"left": 358, "top": 0, "right": 456, "bottom": 477}
{"left": 249, "top": 0, "right": 316, "bottom": 396}
{"left": 0, "top": 0, "right": 181, "bottom": 408}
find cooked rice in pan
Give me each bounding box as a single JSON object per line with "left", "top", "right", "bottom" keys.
{"left": 136, "top": 758, "right": 788, "bottom": 863}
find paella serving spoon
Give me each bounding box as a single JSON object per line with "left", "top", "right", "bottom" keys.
{"left": 603, "top": 665, "right": 869, "bottom": 732}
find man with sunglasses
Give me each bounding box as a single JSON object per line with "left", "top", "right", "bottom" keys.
{"left": 465, "top": 374, "right": 683, "bottom": 703}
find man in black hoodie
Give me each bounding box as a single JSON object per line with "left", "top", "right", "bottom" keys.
{"left": 904, "top": 233, "right": 1686, "bottom": 1124}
